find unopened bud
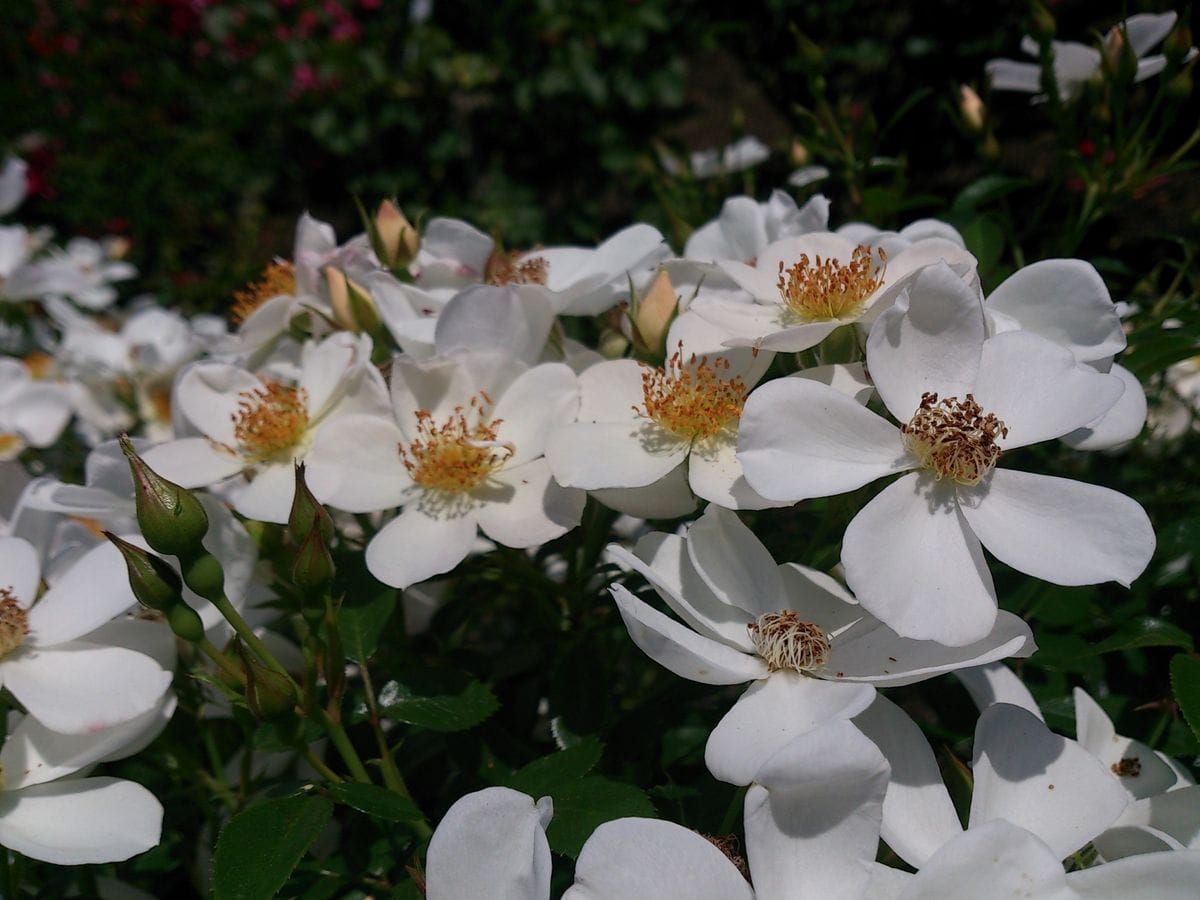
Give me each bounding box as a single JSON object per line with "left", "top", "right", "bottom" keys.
{"left": 374, "top": 199, "right": 420, "bottom": 269}
{"left": 292, "top": 523, "right": 335, "bottom": 596}
{"left": 241, "top": 653, "right": 298, "bottom": 720}
{"left": 325, "top": 267, "right": 382, "bottom": 335}
{"left": 959, "top": 84, "right": 986, "bottom": 133}
{"left": 287, "top": 462, "right": 335, "bottom": 545}
{"left": 166, "top": 602, "right": 206, "bottom": 643}
{"left": 789, "top": 140, "right": 810, "bottom": 167}
{"left": 630, "top": 269, "right": 679, "bottom": 358}
{"left": 1163, "top": 20, "right": 1195, "bottom": 66}
{"left": 1029, "top": 1, "right": 1055, "bottom": 41}
{"left": 120, "top": 434, "right": 210, "bottom": 557}
{"left": 1102, "top": 27, "right": 1138, "bottom": 86}
{"left": 104, "top": 531, "right": 184, "bottom": 612}
{"left": 182, "top": 551, "right": 225, "bottom": 602}
{"left": 790, "top": 26, "right": 824, "bottom": 70}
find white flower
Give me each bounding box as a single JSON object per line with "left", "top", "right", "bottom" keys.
{"left": 35, "top": 237, "right": 137, "bottom": 310}
{"left": 607, "top": 505, "right": 1034, "bottom": 786}
{"left": 0, "top": 157, "right": 27, "bottom": 218}
{"left": 986, "top": 13, "right": 1197, "bottom": 101}
{"left": 425, "top": 786, "right": 553, "bottom": 900}
{"left": 693, "top": 231, "right": 976, "bottom": 353}
{"left": 738, "top": 262, "right": 1154, "bottom": 646}
{"left": 685, "top": 136, "right": 771, "bottom": 179}
{"left": 683, "top": 191, "right": 830, "bottom": 264}
{"left": 0, "top": 536, "right": 172, "bottom": 734}
{"left": 323, "top": 349, "right": 584, "bottom": 589}
{"left": 0, "top": 359, "right": 72, "bottom": 460}
{"left": 836, "top": 218, "right": 967, "bottom": 259}
{"left": 143, "top": 331, "right": 390, "bottom": 523}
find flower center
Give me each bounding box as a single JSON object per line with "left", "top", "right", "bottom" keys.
{"left": 232, "top": 261, "right": 296, "bottom": 324}
{"left": 22, "top": 352, "right": 54, "bottom": 380}
{"left": 0, "top": 587, "right": 29, "bottom": 660}
{"left": 484, "top": 250, "right": 548, "bottom": 286}
{"left": 401, "top": 393, "right": 514, "bottom": 493}
{"left": 232, "top": 381, "right": 310, "bottom": 464}
{"left": 748, "top": 611, "right": 830, "bottom": 673}
{"left": 902, "top": 392, "right": 1008, "bottom": 486}
{"left": 636, "top": 345, "right": 747, "bottom": 442}
{"left": 0, "top": 435, "right": 22, "bottom": 459}
{"left": 776, "top": 244, "right": 885, "bottom": 322}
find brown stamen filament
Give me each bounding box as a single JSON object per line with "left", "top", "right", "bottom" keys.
{"left": 636, "top": 344, "right": 747, "bottom": 442}
{"left": 232, "top": 381, "right": 310, "bottom": 464}
{"left": 902, "top": 392, "right": 1008, "bottom": 487}
{"left": 748, "top": 611, "right": 830, "bottom": 673}
{"left": 401, "top": 393, "right": 513, "bottom": 493}
{"left": 776, "top": 244, "right": 885, "bottom": 322}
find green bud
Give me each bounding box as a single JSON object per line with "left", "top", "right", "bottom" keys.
{"left": 1102, "top": 27, "right": 1138, "bottom": 87}
{"left": 104, "top": 531, "right": 184, "bottom": 612}
{"left": 1029, "top": 1, "right": 1055, "bottom": 41}
{"left": 287, "top": 462, "right": 335, "bottom": 545}
{"left": 292, "top": 524, "right": 335, "bottom": 597}
{"left": 182, "top": 552, "right": 226, "bottom": 602}
{"left": 166, "top": 602, "right": 206, "bottom": 643}
{"left": 789, "top": 24, "right": 824, "bottom": 70}
{"left": 1163, "top": 20, "right": 1194, "bottom": 66}
{"left": 241, "top": 654, "right": 298, "bottom": 720}
{"left": 1166, "top": 68, "right": 1193, "bottom": 101}
{"left": 119, "top": 434, "right": 210, "bottom": 558}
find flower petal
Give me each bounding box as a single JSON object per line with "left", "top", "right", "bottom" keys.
{"left": 1074, "top": 688, "right": 1179, "bottom": 800}
{"left": 173, "top": 363, "right": 260, "bottom": 446}
{"left": 955, "top": 662, "right": 1044, "bottom": 721}
{"left": 1061, "top": 363, "right": 1146, "bottom": 450}
{"left": 591, "top": 465, "right": 699, "bottom": 519}
{"left": 959, "top": 469, "right": 1154, "bottom": 587}
{"left": 546, "top": 421, "right": 689, "bottom": 490}
{"left": 475, "top": 460, "right": 584, "bottom": 547}
{"left": 365, "top": 505, "right": 479, "bottom": 590}
{"left": 27, "top": 540, "right": 136, "bottom": 645}
{"left": 705, "top": 671, "right": 875, "bottom": 786}
{"left": 842, "top": 474, "right": 997, "bottom": 647}
{"left": 490, "top": 363, "right": 579, "bottom": 465}
{"left": 228, "top": 462, "right": 297, "bottom": 524}
{"left": 687, "top": 435, "right": 788, "bottom": 510}
{"left": 0, "top": 536, "right": 39, "bottom": 608}
{"left": 141, "top": 438, "right": 244, "bottom": 489}
{"left": 685, "top": 505, "right": 787, "bottom": 618}
{"left": 1068, "top": 848, "right": 1200, "bottom": 899}
{"left": 305, "top": 414, "right": 412, "bottom": 513}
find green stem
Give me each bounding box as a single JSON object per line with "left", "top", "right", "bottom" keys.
{"left": 718, "top": 786, "right": 748, "bottom": 835}
{"left": 313, "top": 706, "right": 373, "bottom": 785}
{"left": 304, "top": 748, "right": 344, "bottom": 785}
{"left": 358, "top": 664, "right": 409, "bottom": 798}
{"left": 208, "top": 591, "right": 296, "bottom": 685}
{"left": 196, "top": 638, "right": 245, "bottom": 686}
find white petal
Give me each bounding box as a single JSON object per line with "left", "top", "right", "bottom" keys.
{"left": 1069, "top": 849, "right": 1200, "bottom": 899}
{"left": 434, "top": 285, "right": 556, "bottom": 365}
{"left": 390, "top": 351, "right": 523, "bottom": 434}
{"left": 829, "top": 610, "right": 1033, "bottom": 686}
{"left": 574, "top": 358, "right": 645, "bottom": 423}
{"left": 843, "top": 474, "right": 997, "bottom": 647}
{"left": 985, "top": 58, "right": 1042, "bottom": 93}
{"left": 866, "top": 262, "right": 986, "bottom": 422}
{"left": 744, "top": 720, "right": 888, "bottom": 900}
{"left": 689, "top": 295, "right": 791, "bottom": 346}
{"left": 685, "top": 505, "right": 787, "bottom": 617}
{"left": 778, "top": 563, "right": 862, "bottom": 632}
{"left": 27, "top": 540, "right": 135, "bottom": 645}
{"left": 795, "top": 362, "right": 874, "bottom": 404}
{"left": 1107, "top": 784, "right": 1200, "bottom": 850}
{"left": 901, "top": 820, "right": 1073, "bottom": 900}
{"left": 490, "top": 363, "right": 579, "bottom": 466}
{"left": 705, "top": 672, "right": 875, "bottom": 786}
{"left": 0, "top": 777, "right": 162, "bottom": 865}
{"left": 475, "top": 460, "right": 584, "bottom": 547}
{"left": 687, "top": 435, "right": 788, "bottom": 510}
{"left": 853, "top": 695, "right": 963, "bottom": 868}
{"left": 956, "top": 662, "right": 1044, "bottom": 721}
{"left": 566, "top": 818, "right": 752, "bottom": 900}
{"left": 591, "top": 465, "right": 699, "bottom": 519}
{"left": 174, "top": 363, "right": 260, "bottom": 446}
{"left": 609, "top": 584, "right": 766, "bottom": 685}
{"left": 365, "top": 505, "right": 479, "bottom": 590}
{"left": 970, "top": 703, "right": 1129, "bottom": 858}
{"left": 738, "top": 378, "right": 907, "bottom": 502}
{"left": 2, "top": 643, "right": 172, "bottom": 735}
{"left": 141, "top": 438, "right": 245, "bottom": 489}
{"left": 1073, "top": 688, "right": 1179, "bottom": 800}
{"left": 305, "top": 414, "right": 412, "bottom": 513}
{"left": 546, "top": 420, "right": 689, "bottom": 490}
{"left": 1121, "top": 12, "right": 1178, "bottom": 56}
{"left": 0, "top": 536, "right": 40, "bottom": 607}
{"left": 1062, "top": 363, "right": 1146, "bottom": 450}
{"left": 972, "top": 331, "right": 1125, "bottom": 448}
{"left": 960, "top": 469, "right": 1154, "bottom": 587}
{"left": 299, "top": 332, "right": 368, "bottom": 418}
{"left": 986, "top": 259, "right": 1124, "bottom": 363}
{"left": 228, "top": 463, "right": 298, "bottom": 524}
{"left": 426, "top": 786, "right": 551, "bottom": 900}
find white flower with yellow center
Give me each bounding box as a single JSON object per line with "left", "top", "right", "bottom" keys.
{"left": 0, "top": 536, "right": 172, "bottom": 735}
{"left": 738, "top": 262, "right": 1155, "bottom": 647}
{"left": 691, "top": 231, "right": 977, "bottom": 353}
{"left": 310, "top": 349, "right": 584, "bottom": 589}
{"left": 607, "top": 505, "right": 1034, "bottom": 786}
{"left": 142, "top": 331, "right": 390, "bottom": 524}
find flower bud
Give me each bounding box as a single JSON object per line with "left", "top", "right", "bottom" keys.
{"left": 241, "top": 653, "right": 298, "bottom": 720}
{"left": 1163, "top": 20, "right": 1195, "bottom": 66}
{"left": 959, "top": 85, "right": 986, "bottom": 133}
{"left": 374, "top": 199, "right": 420, "bottom": 269}
{"left": 629, "top": 269, "right": 679, "bottom": 359}
{"left": 104, "top": 531, "right": 184, "bottom": 612}
{"left": 120, "top": 434, "right": 210, "bottom": 557}
{"left": 1102, "top": 27, "right": 1138, "bottom": 87}
{"left": 292, "top": 523, "right": 335, "bottom": 597}
{"left": 325, "top": 266, "right": 382, "bottom": 335}
{"left": 166, "top": 602, "right": 206, "bottom": 643}
{"left": 182, "top": 551, "right": 225, "bottom": 602}
{"left": 1029, "top": 1, "right": 1055, "bottom": 41}
{"left": 288, "top": 462, "right": 335, "bottom": 545}
{"left": 790, "top": 26, "right": 824, "bottom": 70}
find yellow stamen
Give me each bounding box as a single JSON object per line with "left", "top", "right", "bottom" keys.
{"left": 637, "top": 344, "right": 747, "bottom": 442}
{"left": 232, "top": 261, "right": 296, "bottom": 324}
{"left": 902, "top": 392, "right": 1008, "bottom": 486}
{"left": 401, "top": 393, "right": 513, "bottom": 493}
{"left": 0, "top": 587, "right": 29, "bottom": 660}
{"left": 231, "top": 381, "right": 310, "bottom": 464}
{"left": 484, "top": 250, "right": 548, "bottom": 286}
{"left": 776, "top": 245, "right": 885, "bottom": 322}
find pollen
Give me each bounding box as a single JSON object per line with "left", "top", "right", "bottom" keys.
{"left": 232, "top": 381, "right": 310, "bottom": 464}
{"left": 776, "top": 244, "right": 885, "bottom": 322}
{"left": 902, "top": 392, "right": 1008, "bottom": 487}
{"left": 484, "top": 250, "right": 549, "bottom": 286}
{"left": 22, "top": 351, "right": 54, "bottom": 380}
{"left": 231, "top": 261, "right": 296, "bottom": 324}
{"left": 0, "top": 587, "right": 29, "bottom": 659}
{"left": 0, "top": 434, "right": 22, "bottom": 459}
{"left": 637, "top": 345, "right": 747, "bottom": 442}
{"left": 401, "top": 394, "right": 514, "bottom": 493}
{"left": 748, "top": 611, "right": 830, "bottom": 673}
{"left": 1112, "top": 756, "right": 1142, "bottom": 778}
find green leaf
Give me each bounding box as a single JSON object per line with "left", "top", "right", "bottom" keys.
{"left": 378, "top": 668, "right": 499, "bottom": 732}
{"left": 1171, "top": 654, "right": 1200, "bottom": 743}
{"left": 960, "top": 215, "right": 1005, "bottom": 275}
{"left": 952, "top": 175, "right": 1031, "bottom": 211}
{"left": 507, "top": 738, "right": 604, "bottom": 794}
{"left": 542, "top": 776, "right": 656, "bottom": 859}
{"left": 1087, "top": 618, "right": 1195, "bottom": 656}
{"left": 324, "top": 782, "right": 423, "bottom": 823}
{"left": 212, "top": 794, "right": 334, "bottom": 900}
{"left": 338, "top": 587, "right": 396, "bottom": 664}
